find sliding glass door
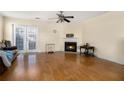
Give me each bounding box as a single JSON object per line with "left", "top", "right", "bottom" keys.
{"left": 13, "top": 24, "right": 38, "bottom": 52}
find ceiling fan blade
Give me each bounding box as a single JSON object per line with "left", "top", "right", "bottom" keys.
{"left": 56, "top": 14, "right": 61, "bottom": 17}
{"left": 64, "top": 16, "right": 74, "bottom": 18}
{"left": 64, "top": 18, "right": 70, "bottom": 23}
{"left": 56, "top": 19, "right": 61, "bottom": 23}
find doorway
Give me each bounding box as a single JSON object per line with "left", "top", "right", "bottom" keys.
{"left": 13, "top": 24, "right": 38, "bottom": 52}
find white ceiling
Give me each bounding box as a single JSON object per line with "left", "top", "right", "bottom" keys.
{"left": 0, "top": 11, "right": 107, "bottom": 22}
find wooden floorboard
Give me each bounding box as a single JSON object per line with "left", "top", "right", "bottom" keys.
{"left": 0, "top": 52, "right": 124, "bottom": 81}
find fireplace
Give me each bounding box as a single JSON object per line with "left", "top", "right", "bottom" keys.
{"left": 65, "top": 42, "right": 77, "bottom": 52}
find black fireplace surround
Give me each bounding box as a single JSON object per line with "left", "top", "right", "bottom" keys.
{"left": 65, "top": 42, "right": 77, "bottom": 52}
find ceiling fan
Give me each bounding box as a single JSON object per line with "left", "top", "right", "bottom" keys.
{"left": 49, "top": 11, "right": 74, "bottom": 23}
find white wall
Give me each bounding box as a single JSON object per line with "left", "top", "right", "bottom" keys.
{"left": 3, "top": 12, "right": 124, "bottom": 65}
{"left": 4, "top": 17, "right": 83, "bottom": 52}
{"left": 83, "top": 12, "right": 124, "bottom": 65}
{"left": 0, "top": 15, "right": 3, "bottom": 41}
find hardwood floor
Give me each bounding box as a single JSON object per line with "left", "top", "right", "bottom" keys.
{"left": 0, "top": 52, "right": 124, "bottom": 81}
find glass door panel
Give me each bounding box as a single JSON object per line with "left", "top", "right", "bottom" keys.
{"left": 27, "top": 26, "right": 37, "bottom": 52}
{"left": 15, "top": 25, "right": 26, "bottom": 51}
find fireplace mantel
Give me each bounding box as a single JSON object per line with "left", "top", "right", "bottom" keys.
{"left": 64, "top": 37, "right": 78, "bottom": 42}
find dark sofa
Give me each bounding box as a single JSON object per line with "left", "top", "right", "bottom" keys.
{"left": 0, "top": 40, "right": 18, "bottom": 74}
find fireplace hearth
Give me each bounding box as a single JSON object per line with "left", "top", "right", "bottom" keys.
{"left": 65, "top": 42, "right": 77, "bottom": 52}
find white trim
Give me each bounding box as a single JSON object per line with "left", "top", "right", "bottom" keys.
{"left": 64, "top": 37, "right": 78, "bottom": 42}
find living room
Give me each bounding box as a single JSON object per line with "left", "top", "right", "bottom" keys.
{"left": 0, "top": 11, "right": 124, "bottom": 81}
{"left": 1, "top": 0, "right": 124, "bottom": 93}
